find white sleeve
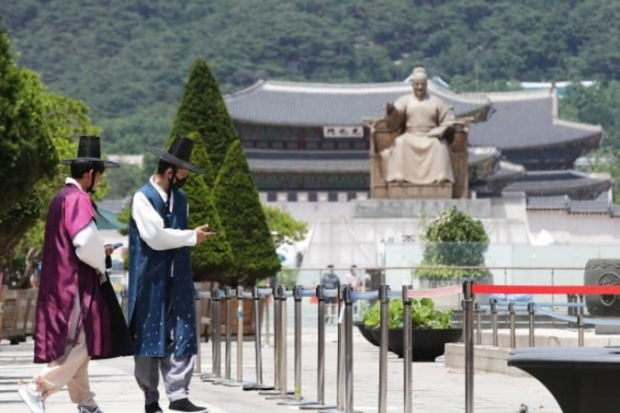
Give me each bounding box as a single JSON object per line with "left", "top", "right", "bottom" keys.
{"left": 131, "top": 192, "right": 197, "bottom": 251}
{"left": 73, "top": 221, "right": 106, "bottom": 275}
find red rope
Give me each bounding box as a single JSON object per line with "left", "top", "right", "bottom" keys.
{"left": 472, "top": 284, "right": 620, "bottom": 295}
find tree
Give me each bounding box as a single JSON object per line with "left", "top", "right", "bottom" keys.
{"left": 177, "top": 132, "right": 234, "bottom": 283}
{"left": 415, "top": 206, "right": 490, "bottom": 282}
{"left": 0, "top": 26, "right": 57, "bottom": 215}
{"left": 213, "top": 140, "right": 281, "bottom": 286}
{"left": 168, "top": 59, "right": 238, "bottom": 176}
{"left": 262, "top": 205, "right": 308, "bottom": 247}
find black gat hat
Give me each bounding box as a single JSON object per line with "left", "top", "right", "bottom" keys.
{"left": 60, "top": 135, "right": 120, "bottom": 168}
{"left": 148, "top": 134, "right": 204, "bottom": 174}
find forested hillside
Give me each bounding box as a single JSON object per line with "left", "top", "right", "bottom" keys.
{"left": 2, "top": 0, "right": 620, "bottom": 153}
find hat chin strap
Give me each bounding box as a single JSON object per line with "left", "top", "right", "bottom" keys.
{"left": 87, "top": 172, "right": 96, "bottom": 194}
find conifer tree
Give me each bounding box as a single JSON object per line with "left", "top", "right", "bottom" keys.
{"left": 214, "top": 140, "right": 281, "bottom": 286}
{"left": 169, "top": 59, "right": 238, "bottom": 176}
{"left": 166, "top": 132, "right": 235, "bottom": 283}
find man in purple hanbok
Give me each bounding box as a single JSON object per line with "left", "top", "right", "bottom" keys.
{"left": 18, "top": 136, "right": 133, "bottom": 413}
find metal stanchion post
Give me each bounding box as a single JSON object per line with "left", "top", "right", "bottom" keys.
{"left": 403, "top": 285, "right": 413, "bottom": 413}
{"left": 218, "top": 287, "right": 235, "bottom": 385}
{"left": 528, "top": 302, "right": 535, "bottom": 348}
{"left": 244, "top": 287, "right": 274, "bottom": 391}
{"left": 195, "top": 292, "right": 203, "bottom": 375}
{"left": 267, "top": 286, "right": 294, "bottom": 401}
{"left": 300, "top": 286, "right": 336, "bottom": 411}
{"left": 464, "top": 281, "right": 475, "bottom": 413}
{"left": 343, "top": 286, "right": 357, "bottom": 413}
{"left": 224, "top": 286, "right": 245, "bottom": 387}
{"left": 491, "top": 300, "right": 498, "bottom": 347}
{"left": 203, "top": 289, "right": 223, "bottom": 382}
{"left": 475, "top": 302, "right": 482, "bottom": 345}
{"left": 279, "top": 286, "right": 315, "bottom": 406}
{"left": 260, "top": 287, "right": 282, "bottom": 396}
{"left": 508, "top": 302, "right": 516, "bottom": 349}
{"left": 378, "top": 285, "right": 389, "bottom": 413}
{"left": 578, "top": 315, "right": 584, "bottom": 347}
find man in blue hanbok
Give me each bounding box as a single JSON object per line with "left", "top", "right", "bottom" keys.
{"left": 128, "top": 135, "right": 214, "bottom": 413}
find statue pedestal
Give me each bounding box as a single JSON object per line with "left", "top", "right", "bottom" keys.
{"left": 353, "top": 198, "right": 492, "bottom": 219}
{"left": 384, "top": 182, "right": 452, "bottom": 199}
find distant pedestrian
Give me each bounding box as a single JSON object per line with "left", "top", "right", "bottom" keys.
{"left": 320, "top": 265, "right": 340, "bottom": 324}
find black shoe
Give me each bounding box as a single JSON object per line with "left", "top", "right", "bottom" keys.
{"left": 145, "top": 402, "right": 163, "bottom": 413}
{"left": 169, "top": 398, "right": 208, "bottom": 412}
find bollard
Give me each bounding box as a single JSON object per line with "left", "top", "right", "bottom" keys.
{"left": 490, "top": 299, "right": 498, "bottom": 347}
{"left": 528, "top": 302, "right": 535, "bottom": 348}
{"left": 195, "top": 293, "right": 203, "bottom": 375}
{"left": 223, "top": 287, "right": 245, "bottom": 387}
{"left": 300, "top": 286, "right": 336, "bottom": 411}
{"left": 475, "top": 302, "right": 482, "bottom": 345}
{"left": 278, "top": 286, "right": 315, "bottom": 406}
{"left": 202, "top": 289, "right": 223, "bottom": 382}
{"left": 343, "top": 285, "right": 360, "bottom": 413}
{"left": 243, "top": 287, "right": 274, "bottom": 391}
{"left": 464, "top": 281, "right": 475, "bottom": 413}
{"left": 260, "top": 287, "right": 283, "bottom": 396}
{"left": 266, "top": 286, "right": 294, "bottom": 401}
{"left": 219, "top": 287, "right": 235, "bottom": 385}
{"left": 508, "top": 302, "right": 516, "bottom": 349}
{"left": 403, "top": 286, "right": 413, "bottom": 413}
{"left": 578, "top": 314, "right": 584, "bottom": 347}
{"left": 378, "top": 285, "right": 390, "bottom": 413}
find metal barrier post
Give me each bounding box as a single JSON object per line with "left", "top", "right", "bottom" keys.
{"left": 508, "top": 302, "right": 516, "bottom": 349}
{"left": 224, "top": 287, "right": 245, "bottom": 387}
{"left": 300, "top": 286, "right": 336, "bottom": 411}
{"left": 279, "top": 286, "right": 315, "bottom": 406}
{"left": 243, "top": 287, "right": 274, "bottom": 391}
{"left": 474, "top": 302, "right": 482, "bottom": 345}
{"left": 267, "top": 286, "right": 294, "bottom": 401}
{"left": 202, "top": 289, "right": 222, "bottom": 382}
{"left": 464, "top": 281, "right": 475, "bottom": 413}
{"left": 403, "top": 286, "right": 413, "bottom": 413}
{"left": 343, "top": 285, "right": 355, "bottom": 413}
{"left": 490, "top": 300, "right": 498, "bottom": 347}
{"left": 195, "top": 293, "right": 203, "bottom": 375}
{"left": 528, "top": 302, "right": 535, "bottom": 348}
{"left": 260, "top": 287, "right": 282, "bottom": 396}
{"left": 578, "top": 315, "right": 584, "bottom": 347}
{"left": 219, "top": 286, "right": 235, "bottom": 385}
{"left": 378, "top": 285, "right": 389, "bottom": 413}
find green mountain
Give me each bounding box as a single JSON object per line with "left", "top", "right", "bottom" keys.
{"left": 3, "top": 0, "right": 620, "bottom": 153}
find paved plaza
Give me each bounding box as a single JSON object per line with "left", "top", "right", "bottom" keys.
{"left": 0, "top": 300, "right": 561, "bottom": 413}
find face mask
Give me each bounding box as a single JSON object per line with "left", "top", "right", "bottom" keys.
{"left": 169, "top": 176, "right": 187, "bottom": 190}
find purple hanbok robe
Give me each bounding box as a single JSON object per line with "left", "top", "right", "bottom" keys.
{"left": 34, "top": 184, "right": 132, "bottom": 363}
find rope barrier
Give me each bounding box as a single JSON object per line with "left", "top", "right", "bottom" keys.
{"left": 473, "top": 284, "right": 620, "bottom": 295}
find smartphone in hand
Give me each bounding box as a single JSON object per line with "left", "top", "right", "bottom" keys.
{"left": 105, "top": 242, "right": 124, "bottom": 250}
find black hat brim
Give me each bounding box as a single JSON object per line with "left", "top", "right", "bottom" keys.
{"left": 148, "top": 147, "right": 204, "bottom": 174}
{"left": 60, "top": 157, "right": 120, "bottom": 168}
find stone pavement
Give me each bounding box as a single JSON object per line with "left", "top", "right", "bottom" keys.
{"left": 0, "top": 300, "right": 562, "bottom": 413}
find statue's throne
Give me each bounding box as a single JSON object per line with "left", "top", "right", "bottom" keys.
{"left": 364, "top": 118, "right": 469, "bottom": 199}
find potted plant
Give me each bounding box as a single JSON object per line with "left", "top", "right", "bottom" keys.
{"left": 360, "top": 297, "right": 462, "bottom": 361}
{"left": 415, "top": 206, "right": 491, "bottom": 289}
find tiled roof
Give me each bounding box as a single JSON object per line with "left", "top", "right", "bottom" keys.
{"left": 527, "top": 195, "right": 619, "bottom": 216}
{"left": 468, "top": 90, "right": 603, "bottom": 150}
{"left": 225, "top": 80, "right": 491, "bottom": 126}
{"left": 505, "top": 170, "right": 612, "bottom": 199}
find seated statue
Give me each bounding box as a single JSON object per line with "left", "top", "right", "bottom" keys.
{"left": 381, "top": 67, "right": 455, "bottom": 185}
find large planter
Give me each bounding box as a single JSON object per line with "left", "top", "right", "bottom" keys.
{"left": 355, "top": 322, "right": 379, "bottom": 347}
{"left": 388, "top": 328, "right": 463, "bottom": 362}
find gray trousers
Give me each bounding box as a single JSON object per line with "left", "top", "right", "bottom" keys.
{"left": 134, "top": 354, "right": 195, "bottom": 405}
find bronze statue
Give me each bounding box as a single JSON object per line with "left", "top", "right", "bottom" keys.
{"left": 380, "top": 67, "right": 455, "bottom": 184}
